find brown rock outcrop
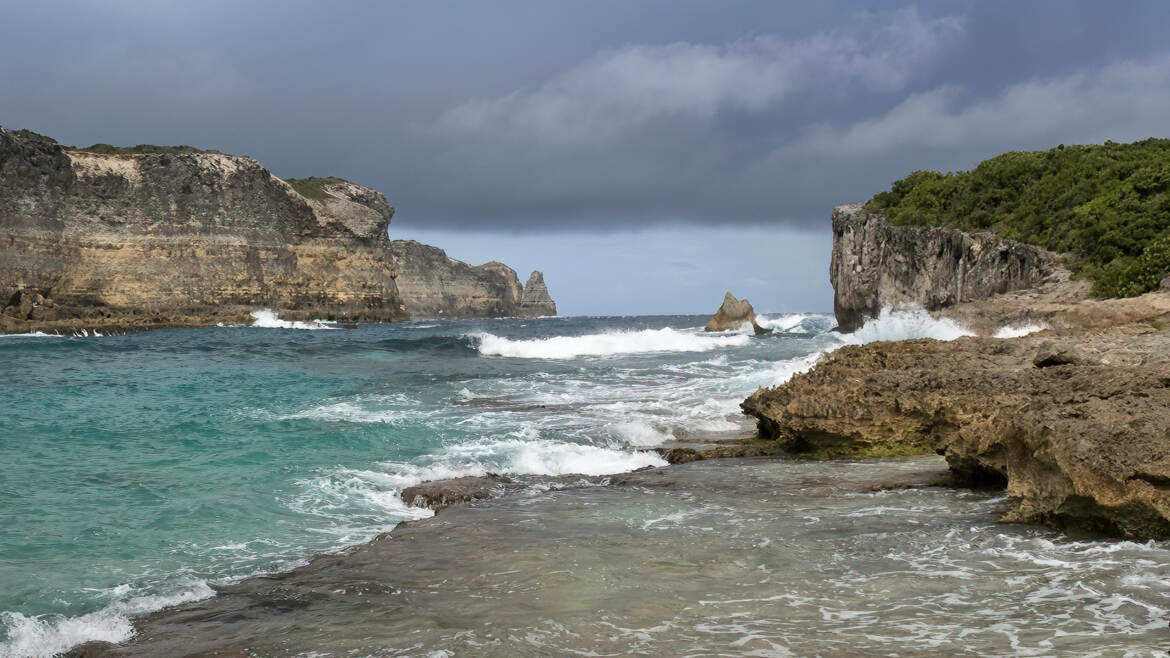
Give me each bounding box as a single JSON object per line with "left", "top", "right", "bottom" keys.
{"left": 742, "top": 327, "right": 1170, "bottom": 538}
{"left": 830, "top": 203, "right": 1058, "bottom": 332}
{"left": 704, "top": 292, "right": 769, "bottom": 334}
{"left": 0, "top": 128, "right": 407, "bottom": 333}
{"left": 390, "top": 240, "right": 556, "bottom": 318}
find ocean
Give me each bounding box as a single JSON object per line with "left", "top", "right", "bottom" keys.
{"left": 2, "top": 311, "right": 1167, "bottom": 656}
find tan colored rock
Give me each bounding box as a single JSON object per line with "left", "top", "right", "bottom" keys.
{"left": 742, "top": 325, "right": 1170, "bottom": 539}
{"left": 390, "top": 241, "right": 556, "bottom": 318}
{"left": 0, "top": 127, "right": 407, "bottom": 333}
{"left": 704, "top": 292, "right": 769, "bottom": 334}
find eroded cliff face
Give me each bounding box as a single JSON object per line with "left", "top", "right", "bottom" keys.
{"left": 390, "top": 240, "right": 556, "bottom": 318}
{"left": 0, "top": 128, "right": 406, "bottom": 332}
{"left": 831, "top": 203, "right": 1057, "bottom": 331}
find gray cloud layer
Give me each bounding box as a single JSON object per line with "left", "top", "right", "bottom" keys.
{"left": 2, "top": 1, "right": 1170, "bottom": 232}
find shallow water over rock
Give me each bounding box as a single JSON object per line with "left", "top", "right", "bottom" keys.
{"left": 106, "top": 457, "right": 1170, "bottom": 656}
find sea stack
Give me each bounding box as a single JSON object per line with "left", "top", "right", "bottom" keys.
{"left": 704, "top": 292, "right": 770, "bottom": 334}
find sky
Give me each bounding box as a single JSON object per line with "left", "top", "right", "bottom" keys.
{"left": 3, "top": 1, "right": 1170, "bottom": 315}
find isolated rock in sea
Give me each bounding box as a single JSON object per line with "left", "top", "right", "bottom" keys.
{"left": 520, "top": 270, "right": 557, "bottom": 316}
{"left": 0, "top": 127, "right": 407, "bottom": 333}
{"left": 704, "top": 292, "right": 770, "bottom": 334}
{"left": 390, "top": 240, "right": 557, "bottom": 318}
{"left": 741, "top": 316, "right": 1170, "bottom": 539}
{"left": 830, "top": 203, "right": 1057, "bottom": 332}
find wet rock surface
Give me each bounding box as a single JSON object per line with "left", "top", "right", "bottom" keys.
{"left": 78, "top": 457, "right": 1170, "bottom": 656}
{"left": 400, "top": 474, "right": 519, "bottom": 511}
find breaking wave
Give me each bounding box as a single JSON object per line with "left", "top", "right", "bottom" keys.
{"left": 1, "top": 581, "right": 214, "bottom": 658}
{"left": 841, "top": 307, "right": 974, "bottom": 344}
{"left": 755, "top": 313, "right": 810, "bottom": 332}
{"left": 248, "top": 309, "right": 338, "bottom": 330}
{"left": 469, "top": 328, "right": 751, "bottom": 359}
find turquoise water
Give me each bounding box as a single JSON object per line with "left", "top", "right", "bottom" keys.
{"left": 1, "top": 312, "right": 840, "bottom": 655}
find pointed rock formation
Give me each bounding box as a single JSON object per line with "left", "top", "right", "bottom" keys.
{"left": 704, "top": 292, "right": 770, "bottom": 334}
{"left": 520, "top": 271, "right": 556, "bottom": 317}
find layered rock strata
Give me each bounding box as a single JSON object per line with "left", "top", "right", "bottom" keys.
{"left": 0, "top": 128, "right": 406, "bottom": 332}
{"left": 831, "top": 203, "right": 1058, "bottom": 332}
{"left": 390, "top": 240, "right": 556, "bottom": 318}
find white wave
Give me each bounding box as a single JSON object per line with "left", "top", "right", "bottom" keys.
{"left": 755, "top": 313, "right": 809, "bottom": 332}
{"left": 994, "top": 323, "right": 1047, "bottom": 338}
{"left": 248, "top": 309, "right": 338, "bottom": 330}
{"left": 275, "top": 394, "right": 429, "bottom": 425}
{"left": 469, "top": 328, "right": 750, "bottom": 359}
{"left": 0, "top": 331, "right": 64, "bottom": 339}
{"left": 0, "top": 581, "right": 214, "bottom": 658}
{"left": 609, "top": 420, "right": 676, "bottom": 446}
{"left": 841, "top": 307, "right": 973, "bottom": 344}
{"left": 507, "top": 440, "right": 666, "bottom": 475}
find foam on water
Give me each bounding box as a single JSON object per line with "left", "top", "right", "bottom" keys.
{"left": 994, "top": 323, "right": 1048, "bottom": 338}
{"left": 0, "top": 581, "right": 215, "bottom": 658}
{"left": 0, "top": 331, "right": 65, "bottom": 339}
{"left": 840, "top": 307, "right": 974, "bottom": 344}
{"left": 16, "top": 309, "right": 1147, "bottom": 656}
{"left": 469, "top": 327, "right": 751, "bottom": 359}
{"left": 248, "top": 309, "right": 338, "bottom": 330}
{"left": 755, "top": 313, "right": 810, "bottom": 332}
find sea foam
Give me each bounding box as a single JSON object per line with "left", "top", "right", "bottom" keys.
{"left": 469, "top": 327, "right": 750, "bottom": 359}
{"left": 840, "top": 307, "right": 974, "bottom": 344}
{"left": 0, "top": 581, "right": 214, "bottom": 658}
{"left": 248, "top": 309, "right": 338, "bottom": 330}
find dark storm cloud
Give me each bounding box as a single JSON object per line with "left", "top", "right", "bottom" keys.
{"left": 3, "top": 0, "right": 1170, "bottom": 231}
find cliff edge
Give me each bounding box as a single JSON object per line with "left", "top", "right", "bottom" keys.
{"left": 742, "top": 202, "right": 1170, "bottom": 539}
{"left": 831, "top": 203, "right": 1057, "bottom": 332}
{"left": 0, "top": 128, "right": 407, "bottom": 332}
{"left": 390, "top": 240, "right": 555, "bottom": 319}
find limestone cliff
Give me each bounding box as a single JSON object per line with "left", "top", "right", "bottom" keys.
{"left": 0, "top": 127, "right": 407, "bottom": 332}
{"left": 830, "top": 203, "right": 1057, "bottom": 331}
{"left": 390, "top": 240, "right": 556, "bottom": 318}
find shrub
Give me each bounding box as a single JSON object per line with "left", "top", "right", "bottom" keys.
{"left": 867, "top": 139, "right": 1170, "bottom": 297}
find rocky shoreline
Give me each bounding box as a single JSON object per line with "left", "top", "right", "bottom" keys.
{"left": 745, "top": 205, "right": 1170, "bottom": 539}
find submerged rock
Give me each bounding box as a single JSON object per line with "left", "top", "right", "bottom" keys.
{"left": 704, "top": 292, "right": 770, "bottom": 334}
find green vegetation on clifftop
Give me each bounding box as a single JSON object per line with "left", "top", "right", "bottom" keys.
{"left": 283, "top": 176, "right": 346, "bottom": 201}
{"left": 867, "top": 139, "right": 1170, "bottom": 297}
